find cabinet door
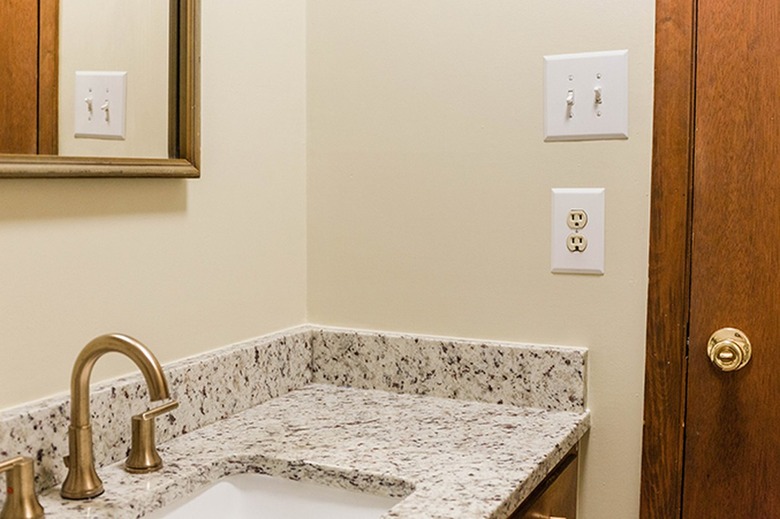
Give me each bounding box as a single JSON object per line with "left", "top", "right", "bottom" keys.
{"left": 510, "top": 450, "right": 578, "bottom": 519}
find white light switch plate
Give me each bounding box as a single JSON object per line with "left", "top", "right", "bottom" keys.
{"left": 74, "top": 71, "right": 127, "bottom": 139}
{"left": 544, "top": 50, "right": 628, "bottom": 141}
{"left": 551, "top": 188, "right": 605, "bottom": 275}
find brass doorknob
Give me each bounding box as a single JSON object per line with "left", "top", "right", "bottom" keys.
{"left": 707, "top": 327, "right": 751, "bottom": 372}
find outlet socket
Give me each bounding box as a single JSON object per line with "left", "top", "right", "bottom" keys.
{"left": 552, "top": 188, "right": 605, "bottom": 274}
{"left": 566, "top": 233, "right": 588, "bottom": 252}
{"left": 567, "top": 209, "right": 588, "bottom": 230}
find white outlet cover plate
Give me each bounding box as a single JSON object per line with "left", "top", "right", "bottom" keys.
{"left": 544, "top": 50, "right": 628, "bottom": 141}
{"left": 74, "top": 71, "right": 127, "bottom": 139}
{"left": 551, "top": 187, "right": 605, "bottom": 275}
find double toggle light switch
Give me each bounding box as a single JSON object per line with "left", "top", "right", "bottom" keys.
{"left": 74, "top": 71, "right": 127, "bottom": 139}
{"left": 83, "top": 96, "right": 111, "bottom": 123}
{"left": 565, "top": 85, "right": 603, "bottom": 120}
{"left": 544, "top": 50, "right": 628, "bottom": 141}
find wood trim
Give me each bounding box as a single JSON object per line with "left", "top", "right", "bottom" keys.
{"left": 168, "top": 0, "right": 179, "bottom": 161}
{"left": 176, "top": 0, "right": 200, "bottom": 171}
{"left": 167, "top": 0, "right": 200, "bottom": 171}
{"left": 0, "top": 155, "right": 198, "bottom": 178}
{"left": 639, "top": 0, "right": 697, "bottom": 517}
{"left": 0, "top": 0, "right": 39, "bottom": 154}
{"left": 38, "top": 0, "right": 59, "bottom": 155}
{"left": 510, "top": 446, "right": 579, "bottom": 519}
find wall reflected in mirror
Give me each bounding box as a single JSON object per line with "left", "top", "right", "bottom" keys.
{"left": 60, "top": 0, "right": 169, "bottom": 158}
{"left": 1, "top": 0, "right": 170, "bottom": 159}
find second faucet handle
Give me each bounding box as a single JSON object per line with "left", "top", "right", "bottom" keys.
{"left": 0, "top": 456, "right": 45, "bottom": 519}
{"left": 124, "top": 400, "right": 179, "bottom": 474}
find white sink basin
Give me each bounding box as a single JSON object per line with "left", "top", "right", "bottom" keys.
{"left": 143, "top": 473, "right": 403, "bottom": 519}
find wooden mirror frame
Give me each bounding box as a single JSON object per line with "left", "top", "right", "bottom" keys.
{"left": 0, "top": 0, "right": 200, "bottom": 179}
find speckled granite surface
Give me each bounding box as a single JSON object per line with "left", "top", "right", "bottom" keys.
{"left": 310, "top": 327, "right": 587, "bottom": 412}
{"left": 35, "top": 385, "right": 589, "bottom": 519}
{"left": 0, "top": 327, "right": 313, "bottom": 492}
{"left": 0, "top": 325, "right": 589, "bottom": 518}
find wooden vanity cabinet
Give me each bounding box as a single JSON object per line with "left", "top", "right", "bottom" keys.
{"left": 508, "top": 446, "right": 578, "bottom": 519}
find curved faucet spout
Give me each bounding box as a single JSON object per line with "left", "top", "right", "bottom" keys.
{"left": 70, "top": 334, "right": 170, "bottom": 427}
{"left": 61, "top": 333, "right": 171, "bottom": 500}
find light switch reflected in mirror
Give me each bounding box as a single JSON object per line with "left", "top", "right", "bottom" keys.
{"left": 60, "top": 0, "right": 168, "bottom": 159}
{"left": 0, "top": 0, "right": 199, "bottom": 178}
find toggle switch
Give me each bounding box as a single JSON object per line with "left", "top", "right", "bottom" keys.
{"left": 566, "top": 89, "right": 575, "bottom": 119}
{"left": 74, "top": 71, "right": 127, "bottom": 139}
{"left": 544, "top": 50, "right": 628, "bottom": 141}
{"left": 84, "top": 97, "right": 94, "bottom": 120}
{"left": 100, "top": 101, "right": 110, "bottom": 122}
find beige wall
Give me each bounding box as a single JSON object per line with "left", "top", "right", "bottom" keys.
{"left": 306, "top": 1, "right": 654, "bottom": 518}
{"left": 58, "top": 0, "right": 169, "bottom": 158}
{"left": 0, "top": 0, "right": 307, "bottom": 407}
{"left": 3, "top": 1, "right": 652, "bottom": 517}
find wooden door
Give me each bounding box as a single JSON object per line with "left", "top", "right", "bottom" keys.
{"left": 641, "top": 0, "right": 780, "bottom": 517}
{"left": 0, "top": 0, "right": 58, "bottom": 155}
{"left": 682, "top": 0, "right": 780, "bottom": 516}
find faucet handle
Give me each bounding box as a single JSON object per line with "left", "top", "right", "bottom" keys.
{"left": 0, "top": 456, "right": 45, "bottom": 519}
{"left": 124, "top": 400, "right": 179, "bottom": 474}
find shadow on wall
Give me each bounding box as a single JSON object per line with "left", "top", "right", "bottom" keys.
{"left": 0, "top": 179, "right": 187, "bottom": 221}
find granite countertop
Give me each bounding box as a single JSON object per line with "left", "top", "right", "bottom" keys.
{"left": 1, "top": 326, "right": 589, "bottom": 518}
{"left": 34, "top": 384, "right": 589, "bottom": 519}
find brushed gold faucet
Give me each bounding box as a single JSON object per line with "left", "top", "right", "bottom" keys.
{"left": 60, "top": 334, "right": 172, "bottom": 500}
{"left": 0, "top": 456, "right": 44, "bottom": 519}
{"left": 124, "top": 400, "right": 179, "bottom": 473}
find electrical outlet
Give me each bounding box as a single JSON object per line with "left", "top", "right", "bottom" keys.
{"left": 566, "top": 233, "right": 588, "bottom": 252}
{"left": 552, "top": 188, "right": 605, "bottom": 274}
{"left": 567, "top": 209, "right": 588, "bottom": 230}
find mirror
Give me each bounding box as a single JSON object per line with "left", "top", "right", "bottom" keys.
{"left": 0, "top": 0, "right": 199, "bottom": 178}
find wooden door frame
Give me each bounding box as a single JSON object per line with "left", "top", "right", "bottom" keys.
{"left": 639, "top": 0, "right": 697, "bottom": 517}
{"left": 38, "top": 0, "right": 59, "bottom": 155}
{"left": 0, "top": 0, "right": 58, "bottom": 154}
